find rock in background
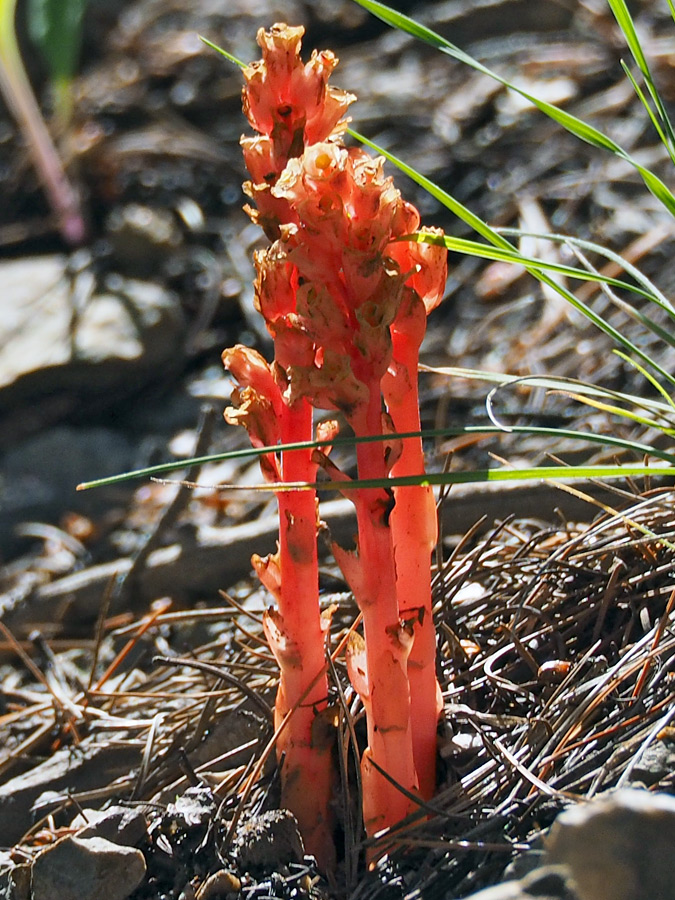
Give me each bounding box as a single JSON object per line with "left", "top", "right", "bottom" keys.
{"left": 464, "top": 789, "right": 675, "bottom": 900}
{"left": 0, "top": 254, "right": 185, "bottom": 557}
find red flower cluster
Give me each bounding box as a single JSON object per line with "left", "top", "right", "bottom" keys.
{"left": 223, "top": 24, "right": 447, "bottom": 865}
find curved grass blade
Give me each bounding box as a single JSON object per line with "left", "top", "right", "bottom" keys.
{"left": 351, "top": 129, "right": 675, "bottom": 389}
{"left": 555, "top": 391, "right": 675, "bottom": 435}
{"left": 77, "top": 420, "right": 675, "bottom": 492}
{"left": 350, "top": 0, "right": 675, "bottom": 217}
{"left": 620, "top": 63, "right": 675, "bottom": 167}
{"left": 498, "top": 228, "right": 675, "bottom": 317}
{"left": 613, "top": 351, "right": 675, "bottom": 412}
{"left": 407, "top": 231, "right": 658, "bottom": 303}
{"left": 425, "top": 365, "right": 675, "bottom": 421}
{"left": 554, "top": 241, "right": 675, "bottom": 350}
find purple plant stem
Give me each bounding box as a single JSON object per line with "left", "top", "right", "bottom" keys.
{"left": 0, "top": 6, "right": 85, "bottom": 244}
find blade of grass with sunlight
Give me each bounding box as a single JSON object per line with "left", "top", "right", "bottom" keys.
{"left": 350, "top": 0, "right": 675, "bottom": 216}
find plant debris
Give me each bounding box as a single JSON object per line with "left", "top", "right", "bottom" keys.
{"left": 1, "top": 486, "right": 674, "bottom": 897}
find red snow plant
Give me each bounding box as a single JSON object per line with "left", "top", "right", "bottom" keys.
{"left": 222, "top": 24, "right": 447, "bottom": 869}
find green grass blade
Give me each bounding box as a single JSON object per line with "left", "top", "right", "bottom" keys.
{"left": 409, "top": 231, "right": 658, "bottom": 302}
{"left": 350, "top": 0, "right": 675, "bottom": 217}
{"left": 191, "top": 464, "right": 674, "bottom": 494}
{"left": 423, "top": 227, "right": 675, "bottom": 351}
{"left": 634, "top": 163, "right": 675, "bottom": 217}
{"left": 350, "top": 128, "right": 513, "bottom": 251}
{"left": 607, "top": 0, "right": 675, "bottom": 152}
{"left": 620, "top": 62, "right": 675, "bottom": 166}
{"left": 26, "top": 0, "right": 87, "bottom": 125}
{"left": 613, "top": 351, "right": 675, "bottom": 412}
{"left": 200, "top": 36, "right": 245, "bottom": 69}
{"left": 498, "top": 229, "right": 675, "bottom": 318}
{"left": 352, "top": 130, "right": 675, "bottom": 389}
{"left": 27, "top": 0, "right": 86, "bottom": 84}
{"left": 558, "top": 391, "right": 675, "bottom": 434}
{"left": 77, "top": 419, "right": 675, "bottom": 492}
{"left": 608, "top": 0, "right": 655, "bottom": 85}
{"left": 351, "top": 1, "right": 619, "bottom": 150}
{"left": 426, "top": 364, "right": 675, "bottom": 421}
{"left": 547, "top": 238, "right": 675, "bottom": 349}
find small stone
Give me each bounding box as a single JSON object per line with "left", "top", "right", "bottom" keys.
{"left": 547, "top": 789, "right": 675, "bottom": 900}
{"left": 71, "top": 805, "right": 148, "bottom": 847}
{"left": 31, "top": 835, "right": 146, "bottom": 900}
{"left": 627, "top": 738, "right": 675, "bottom": 787}
{"left": 0, "top": 858, "right": 30, "bottom": 900}
{"left": 233, "top": 810, "right": 304, "bottom": 875}
{"left": 165, "top": 785, "right": 217, "bottom": 829}
{"left": 460, "top": 865, "right": 578, "bottom": 900}
{"left": 194, "top": 869, "right": 241, "bottom": 900}
{"left": 147, "top": 786, "right": 217, "bottom": 869}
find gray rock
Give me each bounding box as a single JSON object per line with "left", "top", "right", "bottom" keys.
{"left": 0, "top": 852, "right": 30, "bottom": 900}
{"left": 0, "top": 253, "right": 186, "bottom": 555}
{"left": 0, "top": 255, "right": 184, "bottom": 417}
{"left": 627, "top": 738, "right": 675, "bottom": 787}
{"left": 0, "top": 743, "right": 141, "bottom": 846}
{"left": 547, "top": 789, "right": 675, "bottom": 900}
{"left": 462, "top": 866, "right": 579, "bottom": 900}
{"left": 31, "top": 835, "right": 146, "bottom": 900}
{"left": 0, "top": 425, "right": 135, "bottom": 559}
{"left": 71, "top": 805, "right": 148, "bottom": 847}
{"left": 165, "top": 786, "right": 217, "bottom": 825}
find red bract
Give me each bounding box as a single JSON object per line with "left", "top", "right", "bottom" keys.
{"left": 223, "top": 23, "right": 448, "bottom": 866}
{"left": 240, "top": 24, "right": 355, "bottom": 242}
{"left": 242, "top": 24, "right": 355, "bottom": 159}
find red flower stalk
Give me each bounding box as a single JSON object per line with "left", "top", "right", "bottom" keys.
{"left": 223, "top": 342, "right": 336, "bottom": 870}
{"left": 225, "top": 23, "right": 448, "bottom": 854}
{"left": 382, "top": 234, "right": 447, "bottom": 800}
{"left": 221, "top": 27, "right": 359, "bottom": 869}
{"left": 269, "top": 141, "right": 438, "bottom": 834}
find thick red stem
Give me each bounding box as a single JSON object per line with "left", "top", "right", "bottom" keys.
{"left": 272, "top": 397, "right": 335, "bottom": 868}
{"left": 351, "top": 384, "right": 419, "bottom": 836}
{"left": 383, "top": 329, "right": 441, "bottom": 801}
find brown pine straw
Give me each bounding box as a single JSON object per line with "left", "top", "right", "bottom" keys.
{"left": 1, "top": 486, "right": 675, "bottom": 896}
